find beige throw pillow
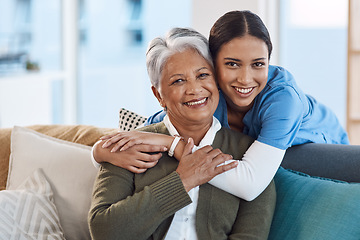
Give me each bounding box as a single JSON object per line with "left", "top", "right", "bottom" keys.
{"left": 6, "top": 126, "right": 98, "bottom": 240}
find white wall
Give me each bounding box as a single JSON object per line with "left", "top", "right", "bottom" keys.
{"left": 191, "top": 0, "right": 279, "bottom": 64}
{"left": 192, "top": 0, "right": 259, "bottom": 37}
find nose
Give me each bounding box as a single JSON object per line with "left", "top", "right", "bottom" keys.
{"left": 186, "top": 79, "right": 203, "bottom": 95}
{"left": 237, "top": 67, "right": 252, "bottom": 84}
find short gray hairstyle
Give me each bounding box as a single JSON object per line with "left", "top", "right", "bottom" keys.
{"left": 146, "top": 27, "right": 213, "bottom": 89}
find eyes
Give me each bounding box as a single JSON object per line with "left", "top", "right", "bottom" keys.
{"left": 224, "top": 61, "right": 266, "bottom": 68}
{"left": 198, "top": 73, "right": 211, "bottom": 79}
{"left": 170, "top": 72, "right": 211, "bottom": 85}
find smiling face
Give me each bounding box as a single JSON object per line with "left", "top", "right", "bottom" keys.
{"left": 152, "top": 48, "right": 219, "bottom": 128}
{"left": 215, "top": 34, "right": 269, "bottom": 113}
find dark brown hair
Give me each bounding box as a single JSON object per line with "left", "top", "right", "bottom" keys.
{"left": 209, "top": 10, "right": 273, "bottom": 62}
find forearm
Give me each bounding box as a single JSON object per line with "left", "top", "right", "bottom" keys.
{"left": 91, "top": 139, "right": 127, "bottom": 168}
{"left": 89, "top": 164, "right": 191, "bottom": 240}
{"left": 208, "top": 141, "right": 285, "bottom": 201}
{"left": 92, "top": 140, "right": 110, "bottom": 164}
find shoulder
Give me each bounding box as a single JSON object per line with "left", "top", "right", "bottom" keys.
{"left": 145, "top": 110, "right": 166, "bottom": 125}
{"left": 268, "top": 65, "right": 294, "bottom": 80}
{"left": 266, "top": 65, "right": 299, "bottom": 90}
{"left": 256, "top": 86, "right": 303, "bottom": 120}
{"left": 99, "top": 162, "right": 133, "bottom": 178}
{"left": 259, "top": 66, "right": 304, "bottom": 111}
{"left": 213, "top": 128, "right": 254, "bottom": 159}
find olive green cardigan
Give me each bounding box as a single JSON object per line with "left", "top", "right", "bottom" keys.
{"left": 89, "top": 122, "right": 276, "bottom": 240}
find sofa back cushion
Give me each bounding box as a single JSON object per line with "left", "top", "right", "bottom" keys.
{"left": 283, "top": 143, "right": 360, "bottom": 182}
{"left": 6, "top": 126, "right": 115, "bottom": 240}
{"left": 0, "top": 124, "right": 117, "bottom": 190}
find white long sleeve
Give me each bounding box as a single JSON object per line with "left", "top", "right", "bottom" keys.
{"left": 208, "top": 140, "right": 285, "bottom": 201}
{"left": 91, "top": 140, "right": 101, "bottom": 168}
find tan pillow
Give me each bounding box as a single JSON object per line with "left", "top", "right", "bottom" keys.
{"left": 7, "top": 126, "right": 98, "bottom": 240}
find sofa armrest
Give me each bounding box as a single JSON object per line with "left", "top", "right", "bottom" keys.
{"left": 282, "top": 143, "right": 360, "bottom": 183}
{"left": 0, "top": 127, "right": 12, "bottom": 191}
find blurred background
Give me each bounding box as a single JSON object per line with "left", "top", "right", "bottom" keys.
{"left": 0, "top": 0, "right": 357, "bottom": 141}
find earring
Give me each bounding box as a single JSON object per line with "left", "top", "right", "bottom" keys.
{"left": 160, "top": 103, "right": 167, "bottom": 112}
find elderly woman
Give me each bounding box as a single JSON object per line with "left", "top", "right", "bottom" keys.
{"left": 88, "top": 28, "right": 276, "bottom": 240}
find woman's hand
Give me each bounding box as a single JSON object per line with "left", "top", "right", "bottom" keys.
{"left": 101, "top": 131, "right": 173, "bottom": 153}
{"left": 176, "top": 138, "right": 238, "bottom": 192}
{"left": 93, "top": 140, "right": 167, "bottom": 173}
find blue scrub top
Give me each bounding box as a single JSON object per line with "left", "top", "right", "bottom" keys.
{"left": 145, "top": 65, "right": 349, "bottom": 149}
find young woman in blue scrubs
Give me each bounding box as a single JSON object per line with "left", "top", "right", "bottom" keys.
{"left": 97, "top": 10, "right": 349, "bottom": 199}
{"left": 147, "top": 10, "right": 349, "bottom": 149}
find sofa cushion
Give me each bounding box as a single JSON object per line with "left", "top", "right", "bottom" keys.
{"left": 0, "top": 124, "right": 117, "bottom": 191}
{"left": 0, "top": 169, "right": 65, "bottom": 239}
{"left": 269, "top": 167, "right": 360, "bottom": 240}
{"left": 6, "top": 126, "right": 106, "bottom": 240}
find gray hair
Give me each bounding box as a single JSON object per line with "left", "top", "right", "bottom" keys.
{"left": 146, "top": 27, "right": 213, "bottom": 89}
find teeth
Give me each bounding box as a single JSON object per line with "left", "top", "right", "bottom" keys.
{"left": 235, "top": 87, "right": 253, "bottom": 94}
{"left": 186, "top": 98, "right": 207, "bottom": 106}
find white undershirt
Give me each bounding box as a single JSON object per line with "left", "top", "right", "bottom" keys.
{"left": 163, "top": 115, "right": 218, "bottom": 240}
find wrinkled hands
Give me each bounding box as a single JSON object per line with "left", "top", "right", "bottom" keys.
{"left": 176, "top": 138, "right": 237, "bottom": 192}
{"left": 95, "top": 131, "right": 172, "bottom": 173}
{"left": 98, "top": 131, "right": 238, "bottom": 188}
{"left": 94, "top": 141, "right": 168, "bottom": 173}
{"left": 101, "top": 131, "right": 172, "bottom": 152}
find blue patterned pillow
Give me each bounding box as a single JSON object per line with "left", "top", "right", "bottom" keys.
{"left": 269, "top": 167, "right": 360, "bottom": 240}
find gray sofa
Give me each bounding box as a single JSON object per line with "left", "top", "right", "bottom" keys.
{"left": 282, "top": 143, "right": 360, "bottom": 182}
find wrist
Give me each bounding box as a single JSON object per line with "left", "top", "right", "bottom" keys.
{"left": 176, "top": 170, "right": 192, "bottom": 192}
{"left": 168, "top": 135, "right": 183, "bottom": 157}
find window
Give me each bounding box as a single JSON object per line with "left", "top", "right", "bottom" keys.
{"left": 0, "top": 0, "right": 192, "bottom": 128}
{"left": 0, "top": 0, "right": 63, "bottom": 127}
{"left": 77, "top": 0, "right": 192, "bottom": 127}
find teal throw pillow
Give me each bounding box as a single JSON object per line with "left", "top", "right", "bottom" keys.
{"left": 268, "top": 167, "right": 360, "bottom": 240}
